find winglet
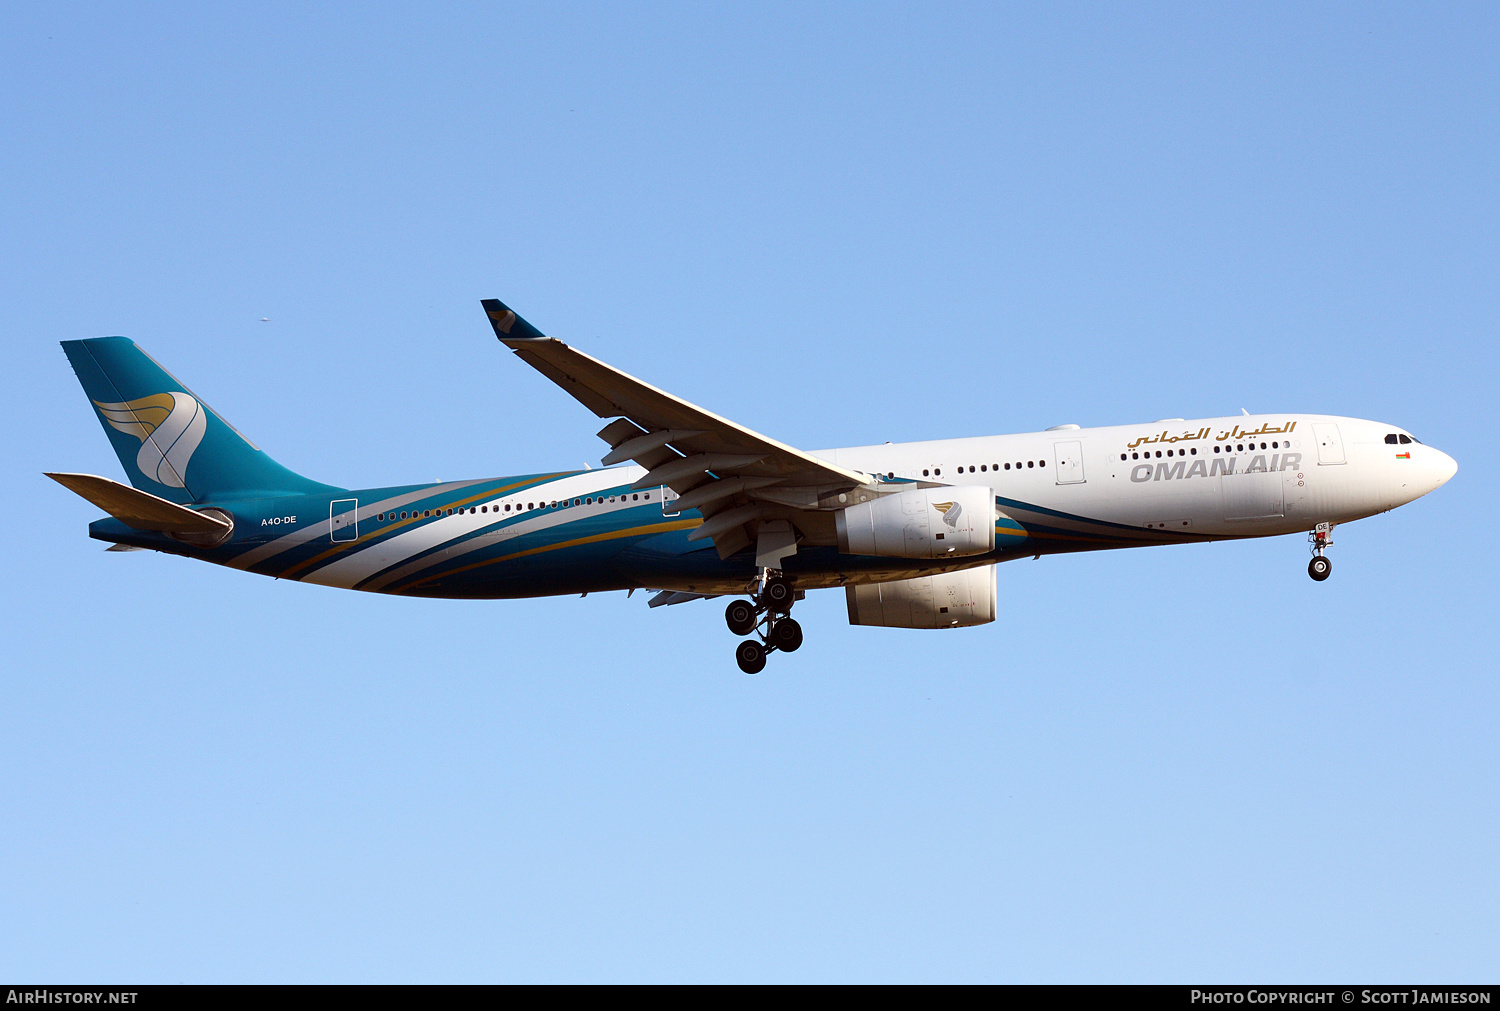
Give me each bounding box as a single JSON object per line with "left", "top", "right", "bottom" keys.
{"left": 480, "top": 298, "right": 547, "bottom": 342}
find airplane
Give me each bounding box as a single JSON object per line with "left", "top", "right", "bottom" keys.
{"left": 50, "top": 297, "right": 1458, "bottom": 674}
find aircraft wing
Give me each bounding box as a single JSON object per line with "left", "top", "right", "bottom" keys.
{"left": 482, "top": 298, "right": 873, "bottom": 561}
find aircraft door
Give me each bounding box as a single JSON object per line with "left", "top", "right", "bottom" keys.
{"left": 330, "top": 498, "right": 359, "bottom": 542}
{"left": 1313, "top": 424, "right": 1346, "bottom": 465}
{"left": 1054, "top": 441, "right": 1085, "bottom": 485}
{"left": 1222, "top": 473, "right": 1284, "bottom": 521}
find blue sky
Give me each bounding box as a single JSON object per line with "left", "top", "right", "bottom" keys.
{"left": 2, "top": 2, "right": 1496, "bottom": 982}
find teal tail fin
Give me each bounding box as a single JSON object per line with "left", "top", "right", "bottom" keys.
{"left": 61, "top": 336, "right": 337, "bottom": 504}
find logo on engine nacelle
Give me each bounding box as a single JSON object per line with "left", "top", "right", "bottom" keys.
{"left": 932, "top": 501, "right": 963, "bottom": 527}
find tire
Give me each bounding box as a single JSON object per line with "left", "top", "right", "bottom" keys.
{"left": 762, "top": 576, "right": 794, "bottom": 612}
{"left": 725, "top": 599, "right": 757, "bottom": 636}
{"left": 735, "top": 639, "right": 767, "bottom": 675}
{"left": 769, "top": 617, "right": 803, "bottom": 653}
{"left": 1308, "top": 556, "right": 1332, "bottom": 581}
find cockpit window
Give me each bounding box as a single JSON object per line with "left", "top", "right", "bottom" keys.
{"left": 1398, "top": 434, "right": 1412, "bottom": 445}
{"left": 1385, "top": 434, "right": 1399, "bottom": 444}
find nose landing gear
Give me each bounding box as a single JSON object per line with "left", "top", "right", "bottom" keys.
{"left": 1307, "top": 522, "right": 1334, "bottom": 581}
{"left": 727, "top": 570, "right": 804, "bottom": 674}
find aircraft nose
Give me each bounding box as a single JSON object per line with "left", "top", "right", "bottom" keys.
{"left": 1432, "top": 448, "right": 1458, "bottom": 488}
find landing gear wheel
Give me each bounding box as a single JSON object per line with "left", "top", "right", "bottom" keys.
{"left": 1308, "top": 556, "right": 1332, "bottom": 581}
{"left": 769, "top": 617, "right": 803, "bottom": 653}
{"left": 762, "top": 575, "right": 795, "bottom": 613}
{"left": 725, "top": 599, "right": 758, "bottom": 636}
{"left": 735, "top": 639, "right": 767, "bottom": 675}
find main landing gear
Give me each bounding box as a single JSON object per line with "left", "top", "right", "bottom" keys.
{"left": 726, "top": 571, "right": 803, "bottom": 674}
{"left": 1307, "top": 522, "right": 1335, "bottom": 581}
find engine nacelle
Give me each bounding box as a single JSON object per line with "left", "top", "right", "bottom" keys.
{"left": 845, "top": 565, "right": 997, "bottom": 629}
{"left": 835, "top": 485, "right": 995, "bottom": 559}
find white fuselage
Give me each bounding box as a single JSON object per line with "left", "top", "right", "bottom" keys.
{"left": 820, "top": 412, "right": 1456, "bottom": 540}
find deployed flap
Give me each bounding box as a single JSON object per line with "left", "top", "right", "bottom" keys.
{"left": 646, "top": 590, "right": 721, "bottom": 608}
{"left": 46, "top": 472, "right": 232, "bottom": 534}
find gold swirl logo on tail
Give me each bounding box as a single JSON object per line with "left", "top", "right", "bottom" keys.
{"left": 93, "top": 392, "right": 206, "bottom": 489}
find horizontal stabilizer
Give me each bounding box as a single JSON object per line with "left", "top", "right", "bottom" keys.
{"left": 45, "top": 472, "right": 232, "bottom": 534}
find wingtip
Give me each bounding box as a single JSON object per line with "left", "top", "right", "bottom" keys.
{"left": 480, "top": 298, "right": 547, "bottom": 341}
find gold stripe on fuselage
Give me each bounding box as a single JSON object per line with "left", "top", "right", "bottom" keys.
{"left": 279, "top": 475, "right": 568, "bottom": 580}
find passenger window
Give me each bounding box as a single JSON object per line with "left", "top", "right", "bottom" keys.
{"left": 934, "top": 469, "right": 941, "bottom": 476}
{"left": 922, "top": 469, "right": 929, "bottom": 477}
{"left": 1027, "top": 461, "right": 1033, "bottom": 468}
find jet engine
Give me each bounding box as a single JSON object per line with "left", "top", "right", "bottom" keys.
{"left": 845, "top": 565, "right": 997, "bottom": 629}
{"left": 835, "top": 485, "right": 995, "bottom": 559}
